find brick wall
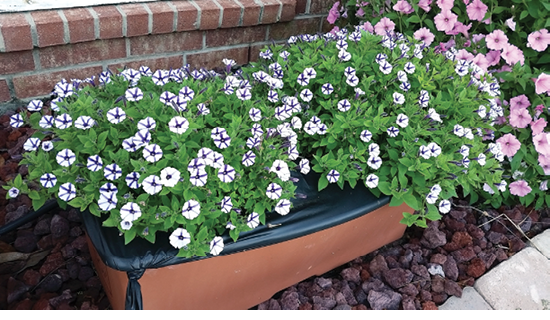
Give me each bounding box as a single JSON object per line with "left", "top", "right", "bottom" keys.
{"left": 0, "top": 0, "right": 334, "bottom": 111}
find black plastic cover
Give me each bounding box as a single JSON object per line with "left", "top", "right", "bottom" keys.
{"left": 80, "top": 172, "right": 390, "bottom": 309}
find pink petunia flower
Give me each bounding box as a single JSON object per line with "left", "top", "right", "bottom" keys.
{"left": 327, "top": 2, "right": 340, "bottom": 24}
{"left": 534, "top": 73, "right": 550, "bottom": 95}
{"left": 534, "top": 133, "right": 550, "bottom": 156}
{"left": 472, "top": 33, "right": 485, "bottom": 43}
{"left": 418, "top": 0, "right": 432, "bottom": 12}
{"left": 463, "top": 0, "right": 471, "bottom": 4}
{"left": 466, "top": 0, "right": 488, "bottom": 21}
{"left": 393, "top": 0, "right": 414, "bottom": 14}
{"left": 527, "top": 29, "right": 550, "bottom": 52}
{"left": 535, "top": 104, "right": 545, "bottom": 118}
{"left": 447, "top": 22, "right": 472, "bottom": 38}
{"left": 456, "top": 49, "right": 474, "bottom": 61}
{"left": 485, "top": 50, "right": 501, "bottom": 66}
{"left": 501, "top": 43, "right": 524, "bottom": 66}
{"left": 436, "top": 0, "right": 454, "bottom": 11}
{"left": 414, "top": 27, "right": 435, "bottom": 46}
{"left": 485, "top": 30, "right": 509, "bottom": 50}
{"left": 472, "top": 54, "right": 489, "bottom": 72}
{"left": 539, "top": 154, "right": 550, "bottom": 175}
{"left": 374, "top": 17, "right": 396, "bottom": 36}
{"left": 362, "top": 21, "right": 374, "bottom": 33}
{"left": 356, "top": 7, "right": 365, "bottom": 17}
{"left": 434, "top": 10, "right": 458, "bottom": 33}
{"left": 531, "top": 118, "right": 548, "bottom": 136}
{"left": 509, "top": 108, "right": 532, "bottom": 129}
{"left": 505, "top": 17, "right": 516, "bottom": 31}
{"left": 496, "top": 134, "right": 521, "bottom": 157}
{"left": 509, "top": 94, "right": 530, "bottom": 111}
{"left": 509, "top": 180, "right": 532, "bottom": 197}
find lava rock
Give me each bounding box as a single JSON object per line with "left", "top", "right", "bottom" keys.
{"left": 69, "top": 226, "right": 83, "bottom": 238}
{"left": 431, "top": 276, "right": 445, "bottom": 293}
{"left": 340, "top": 267, "right": 361, "bottom": 284}
{"left": 451, "top": 231, "right": 473, "bottom": 248}
{"left": 444, "top": 279, "right": 463, "bottom": 298}
{"left": 5, "top": 206, "right": 28, "bottom": 225}
{"left": 442, "top": 256, "right": 459, "bottom": 281}
{"left": 7, "top": 277, "right": 29, "bottom": 304}
{"left": 367, "top": 289, "right": 402, "bottom": 310}
{"left": 466, "top": 258, "right": 486, "bottom": 278}
{"left": 22, "top": 269, "right": 41, "bottom": 287}
{"left": 432, "top": 292, "right": 448, "bottom": 304}
{"left": 411, "top": 264, "right": 430, "bottom": 279}
{"left": 430, "top": 253, "right": 447, "bottom": 265}
{"left": 78, "top": 266, "right": 94, "bottom": 282}
{"left": 466, "top": 224, "right": 485, "bottom": 239}
{"left": 50, "top": 215, "right": 70, "bottom": 239}
{"left": 33, "top": 217, "right": 52, "bottom": 236}
{"left": 13, "top": 230, "right": 38, "bottom": 253}
{"left": 312, "top": 295, "right": 337, "bottom": 309}
{"left": 402, "top": 295, "right": 416, "bottom": 310}
{"left": 39, "top": 252, "right": 64, "bottom": 276}
{"left": 354, "top": 288, "right": 367, "bottom": 304}
{"left": 451, "top": 246, "right": 476, "bottom": 263}
{"left": 422, "top": 301, "right": 438, "bottom": 310}
{"left": 362, "top": 277, "right": 386, "bottom": 293}
{"left": 39, "top": 274, "right": 63, "bottom": 292}
{"left": 71, "top": 236, "right": 89, "bottom": 253}
{"left": 341, "top": 283, "right": 357, "bottom": 305}
{"left": 420, "top": 223, "right": 447, "bottom": 249}
{"left": 333, "top": 304, "right": 352, "bottom": 310}
{"left": 315, "top": 277, "right": 332, "bottom": 289}
{"left": 368, "top": 255, "right": 389, "bottom": 278}
{"left": 13, "top": 298, "right": 35, "bottom": 310}
{"left": 280, "top": 291, "right": 300, "bottom": 310}
{"left": 383, "top": 268, "right": 414, "bottom": 289}
{"left": 487, "top": 231, "right": 506, "bottom": 245}
{"left": 37, "top": 234, "right": 54, "bottom": 250}
{"left": 49, "top": 289, "right": 75, "bottom": 309}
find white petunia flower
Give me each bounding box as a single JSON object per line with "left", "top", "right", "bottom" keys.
{"left": 56, "top": 149, "right": 76, "bottom": 167}
{"left": 58, "top": 182, "right": 76, "bottom": 202}
{"left": 8, "top": 187, "right": 19, "bottom": 198}
{"left": 168, "top": 116, "right": 189, "bottom": 134}
{"left": 477, "top": 153, "right": 486, "bottom": 166}
{"left": 346, "top": 74, "right": 359, "bottom": 87}
{"left": 459, "top": 145, "right": 470, "bottom": 157}
{"left": 27, "top": 100, "right": 43, "bottom": 112}
{"left": 300, "top": 88, "right": 313, "bottom": 102}
{"left": 251, "top": 123, "right": 263, "bottom": 137}
{"left": 137, "top": 117, "right": 156, "bottom": 131}
{"left": 99, "top": 182, "right": 118, "bottom": 194}
{"left": 428, "top": 108, "right": 442, "bottom": 122}
{"left": 189, "top": 170, "right": 208, "bottom": 187}
{"left": 125, "top": 87, "right": 143, "bottom": 102}
{"left": 133, "top": 129, "right": 151, "bottom": 148}
{"left": 23, "top": 137, "right": 41, "bottom": 151}
{"left": 104, "top": 163, "right": 122, "bottom": 181}
{"left": 143, "top": 144, "right": 163, "bottom": 162}
{"left": 159, "top": 91, "right": 176, "bottom": 105}
{"left": 98, "top": 192, "right": 117, "bottom": 211}
{"left": 327, "top": 170, "right": 340, "bottom": 183}
{"left": 267, "top": 90, "right": 278, "bottom": 103}
{"left": 397, "top": 70, "right": 408, "bottom": 83}
{"left": 120, "top": 220, "right": 133, "bottom": 230}
{"left": 453, "top": 124, "right": 465, "bottom": 137}
{"left": 360, "top": 130, "right": 373, "bottom": 143}
{"left": 426, "top": 192, "right": 438, "bottom": 204}
{"left": 170, "top": 228, "right": 191, "bottom": 249}
{"left": 236, "top": 88, "right": 252, "bottom": 101}
{"left": 365, "top": 174, "right": 379, "bottom": 188}
{"left": 179, "top": 86, "right": 195, "bottom": 101}
{"left": 393, "top": 92, "right": 405, "bottom": 105}
{"left": 303, "top": 121, "right": 318, "bottom": 135}
{"left": 275, "top": 199, "right": 291, "bottom": 216}
{"left": 74, "top": 116, "right": 95, "bottom": 130}
{"left": 213, "top": 132, "right": 231, "bottom": 149}
{"left": 270, "top": 160, "right": 290, "bottom": 182}
{"left": 41, "top": 141, "right": 53, "bottom": 152}
{"left": 496, "top": 180, "right": 507, "bottom": 192}
{"left": 321, "top": 83, "right": 334, "bottom": 95}
{"left": 249, "top": 107, "right": 261, "bottom": 122}
{"left": 419, "top": 145, "right": 431, "bottom": 159}
{"left": 120, "top": 202, "right": 141, "bottom": 221}
{"left": 430, "top": 184, "right": 442, "bottom": 196}
{"left": 338, "top": 50, "right": 351, "bottom": 61}
{"left": 122, "top": 138, "right": 139, "bottom": 152}
{"left": 87, "top": 155, "right": 103, "bottom": 172}
{"left": 368, "top": 143, "right": 380, "bottom": 157}
{"left": 210, "top": 236, "right": 224, "bottom": 256}
{"left": 404, "top": 61, "right": 416, "bottom": 74}
{"left": 247, "top": 212, "right": 260, "bottom": 229}
{"left": 299, "top": 158, "right": 310, "bottom": 175}
{"left": 396, "top": 114, "right": 409, "bottom": 128}
{"left": 297, "top": 73, "right": 309, "bottom": 86}
{"left": 211, "top": 151, "right": 224, "bottom": 169}
{"left": 266, "top": 182, "right": 282, "bottom": 199}
{"left": 55, "top": 114, "right": 73, "bottom": 129}
{"left": 218, "top": 164, "right": 236, "bottom": 183}
{"left": 106, "top": 107, "right": 126, "bottom": 124}
{"left": 40, "top": 173, "right": 57, "bottom": 188}
{"left": 427, "top": 142, "right": 442, "bottom": 157}
{"left": 220, "top": 196, "right": 233, "bottom": 213}
{"left": 152, "top": 70, "right": 170, "bottom": 86}
{"left": 242, "top": 150, "right": 256, "bottom": 167}
{"left": 142, "top": 175, "right": 162, "bottom": 195}
{"left": 337, "top": 99, "right": 351, "bottom": 112}
{"left": 367, "top": 155, "right": 383, "bottom": 170}
{"left": 379, "top": 60, "right": 393, "bottom": 74}
{"left": 387, "top": 126, "right": 399, "bottom": 138}
{"left": 10, "top": 114, "right": 24, "bottom": 128}
{"left": 439, "top": 200, "right": 451, "bottom": 214}
{"left": 464, "top": 128, "right": 474, "bottom": 140}
{"left": 160, "top": 167, "right": 181, "bottom": 187}
{"left": 126, "top": 172, "right": 141, "bottom": 189}
{"left": 39, "top": 115, "right": 54, "bottom": 129}
{"left": 182, "top": 199, "right": 201, "bottom": 220}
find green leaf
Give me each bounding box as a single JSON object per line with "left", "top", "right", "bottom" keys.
{"left": 124, "top": 227, "right": 137, "bottom": 245}
{"left": 28, "top": 190, "right": 40, "bottom": 200}
{"left": 400, "top": 211, "right": 419, "bottom": 227}
{"left": 32, "top": 196, "right": 46, "bottom": 211}
{"left": 425, "top": 204, "right": 442, "bottom": 221}
{"left": 378, "top": 181, "right": 391, "bottom": 195}
{"left": 403, "top": 193, "right": 420, "bottom": 211}
{"left": 68, "top": 197, "right": 85, "bottom": 209}
{"left": 318, "top": 175, "right": 329, "bottom": 191}
{"left": 520, "top": 10, "right": 529, "bottom": 20}
{"left": 389, "top": 194, "right": 403, "bottom": 207}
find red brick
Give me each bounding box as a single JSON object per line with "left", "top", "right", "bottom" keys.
{"left": 217, "top": 0, "right": 242, "bottom": 28}
{"left": 310, "top": 0, "right": 335, "bottom": 14}
{"left": 172, "top": 1, "right": 199, "bottom": 31}
{"left": 119, "top": 4, "right": 149, "bottom": 37}
{"left": 0, "top": 51, "right": 35, "bottom": 75}
{"left": 108, "top": 55, "right": 183, "bottom": 74}
{"left": 63, "top": 8, "right": 95, "bottom": 43}
{"left": 238, "top": 0, "right": 261, "bottom": 26}
{"left": 0, "top": 79, "right": 11, "bottom": 102}
{"left": 268, "top": 17, "right": 321, "bottom": 40}
{"left": 39, "top": 39, "right": 126, "bottom": 69}
{"left": 195, "top": 0, "right": 221, "bottom": 30}
{"left": 295, "top": 0, "right": 308, "bottom": 14}
{"left": 186, "top": 46, "right": 249, "bottom": 70}
{"left": 280, "top": 0, "right": 296, "bottom": 22}
{"left": 92, "top": 6, "right": 123, "bottom": 39}
{"left": 13, "top": 66, "right": 103, "bottom": 99}
{"left": 31, "top": 11, "right": 65, "bottom": 48}
{"left": 147, "top": 2, "right": 175, "bottom": 34}
{"left": 249, "top": 43, "right": 265, "bottom": 63}
{"left": 260, "top": 0, "right": 280, "bottom": 24}
{"left": 0, "top": 13, "right": 33, "bottom": 52}
{"left": 206, "top": 26, "right": 266, "bottom": 47}
{"left": 129, "top": 31, "right": 202, "bottom": 56}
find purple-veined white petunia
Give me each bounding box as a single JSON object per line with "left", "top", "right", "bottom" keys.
{"left": 221, "top": 83, "right": 234, "bottom": 95}
{"left": 251, "top": 123, "right": 263, "bottom": 137}
{"left": 211, "top": 127, "right": 227, "bottom": 139}
{"left": 419, "top": 90, "right": 430, "bottom": 107}
{"left": 152, "top": 70, "right": 170, "bottom": 86}
{"left": 275, "top": 199, "right": 291, "bottom": 216}
{"left": 300, "top": 89, "right": 313, "bottom": 102}
{"left": 259, "top": 49, "right": 272, "bottom": 59}
{"left": 463, "top": 128, "right": 474, "bottom": 140}
{"left": 168, "top": 116, "right": 189, "bottom": 134}
{"left": 477, "top": 153, "right": 486, "bottom": 166}
{"left": 220, "top": 196, "right": 232, "bottom": 213}
{"left": 120, "top": 68, "right": 140, "bottom": 85}
{"left": 218, "top": 164, "right": 236, "bottom": 183}
{"left": 142, "top": 175, "right": 162, "bottom": 195}
{"left": 40, "top": 173, "right": 57, "bottom": 188}
{"left": 368, "top": 143, "right": 380, "bottom": 157}
{"left": 246, "top": 137, "right": 261, "bottom": 149}
{"left": 104, "top": 163, "right": 122, "bottom": 181}
{"left": 211, "top": 151, "right": 224, "bottom": 169}
{"left": 396, "top": 114, "right": 409, "bottom": 128}
{"left": 397, "top": 70, "right": 408, "bottom": 83}
{"left": 170, "top": 95, "right": 188, "bottom": 112}
{"left": 213, "top": 132, "right": 231, "bottom": 149}
{"left": 160, "top": 167, "right": 181, "bottom": 187}
{"left": 462, "top": 157, "right": 470, "bottom": 168}
{"left": 249, "top": 108, "right": 261, "bottom": 122}
{"left": 210, "top": 236, "right": 224, "bottom": 256}
{"left": 182, "top": 199, "right": 200, "bottom": 220}
{"left": 236, "top": 88, "right": 252, "bottom": 101}
{"left": 430, "top": 184, "right": 442, "bottom": 196}
{"left": 387, "top": 126, "right": 399, "bottom": 138}
{"left": 303, "top": 121, "right": 318, "bottom": 135}
{"left": 197, "top": 147, "right": 214, "bottom": 167}
{"left": 50, "top": 98, "right": 62, "bottom": 111}
{"left": 23, "top": 137, "right": 41, "bottom": 151}
{"left": 159, "top": 91, "right": 176, "bottom": 105}
{"left": 10, "top": 114, "right": 24, "bottom": 128}
{"left": 367, "top": 155, "right": 383, "bottom": 170}
{"left": 419, "top": 145, "right": 431, "bottom": 159}
{"left": 379, "top": 60, "right": 393, "bottom": 74}
{"left": 297, "top": 73, "right": 309, "bottom": 86}
{"left": 54, "top": 82, "right": 74, "bottom": 98}
{"left": 139, "top": 66, "right": 152, "bottom": 76}
{"left": 346, "top": 74, "right": 359, "bottom": 87}
{"left": 126, "top": 172, "right": 141, "bottom": 189}
{"left": 121, "top": 220, "right": 132, "bottom": 230}
{"left": 137, "top": 117, "right": 156, "bottom": 131}
{"left": 303, "top": 67, "right": 317, "bottom": 79}
{"left": 400, "top": 82, "right": 411, "bottom": 92}
{"left": 170, "top": 228, "right": 191, "bottom": 249}
{"left": 55, "top": 114, "right": 73, "bottom": 129}
{"left": 247, "top": 212, "right": 260, "bottom": 229}
{"left": 291, "top": 117, "right": 302, "bottom": 130}
{"left": 375, "top": 53, "right": 387, "bottom": 64}
{"left": 242, "top": 150, "right": 256, "bottom": 167}
{"left": 100, "top": 182, "right": 118, "bottom": 194}
{"left": 360, "top": 129, "right": 372, "bottom": 143}
{"left": 122, "top": 138, "right": 139, "bottom": 152}
{"left": 266, "top": 182, "right": 282, "bottom": 200}
{"left": 274, "top": 106, "right": 291, "bottom": 121}
{"left": 74, "top": 116, "right": 96, "bottom": 130}
{"left": 87, "top": 155, "right": 103, "bottom": 172}
{"left": 27, "top": 100, "right": 43, "bottom": 112}
{"left": 267, "top": 90, "right": 278, "bottom": 103}
{"left": 39, "top": 115, "right": 54, "bottom": 129}
{"left": 188, "top": 158, "right": 206, "bottom": 173}
{"left": 321, "top": 83, "right": 334, "bottom": 95}
{"left": 428, "top": 108, "right": 442, "bottom": 122}
{"left": 426, "top": 192, "right": 438, "bottom": 204}
{"left": 8, "top": 187, "right": 19, "bottom": 198}
{"left": 393, "top": 92, "right": 405, "bottom": 105}
{"left": 338, "top": 50, "right": 351, "bottom": 61}
{"left": 125, "top": 87, "right": 143, "bottom": 102}
{"left": 404, "top": 62, "right": 416, "bottom": 74}
{"left": 427, "top": 142, "right": 442, "bottom": 157}
{"left": 299, "top": 158, "right": 310, "bottom": 175}
{"left": 327, "top": 170, "right": 340, "bottom": 183}
{"left": 189, "top": 170, "right": 208, "bottom": 187}
{"left": 58, "top": 182, "right": 76, "bottom": 202}
{"left": 98, "top": 192, "right": 117, "bottom": 211}
{"left": 365, "top": 174, "right": 379, "bottom": 188}
{"left": 179, "top": 86, "right": 195, "bottom": 101}
{"left": 143, "top": 144, "right": 163, "bottom": 162}
{"left": 106, "top": 107, "right": 126, "bottom": 124}
{"left": 459, "top": 145, "right": 470, "bottom": 157}
{"left": 56, "top": 149, "right": 76, "bottom": 167}
{"left": 337, "top": 99, "right": 352, "bottom": 113}
{"left": 288, "top": 145, "right": 299, "bottom": 160}
{"left": 344, "top": 67, "right": 356, "bottom": 78}
{"left": 271, "top": 160, "right": 290, "bottom": 181}
{"left": 41, "top": 141, "right": 53, "bottom": 152}
{"left": 453, "top": 124, "right": 465, "bottom": 137}
{"left": 120, "top": 202, "right": 141, "bottom": 221}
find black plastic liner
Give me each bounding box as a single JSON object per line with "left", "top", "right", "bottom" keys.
{"left": 80, "top": 172, "right": 390, "bottom": 309}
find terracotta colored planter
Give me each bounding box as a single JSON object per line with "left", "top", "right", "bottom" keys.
{"left": 87, "top": 201, "right": 411, "bottom": 310}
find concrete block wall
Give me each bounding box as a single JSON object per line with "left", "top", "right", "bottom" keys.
{"left": 0, "top": 0, "right": 334, "bottom": 112}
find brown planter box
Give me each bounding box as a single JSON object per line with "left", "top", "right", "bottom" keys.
{"left": 87, "top": 202, "right": 411, "bottom": 310}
